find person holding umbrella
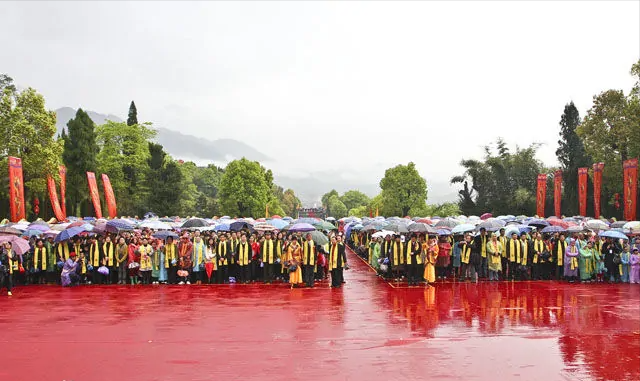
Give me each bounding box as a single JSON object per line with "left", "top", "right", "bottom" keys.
{"left": 328, "top": 235, "right": 347, "bottom": 288}
{"left": 302, "top": 232, "right": 317, "bottom": 287}
{"left": 60, "top": 252, "right": 80, "bottom": 287}
{"left": 1, "top": 242, "right": 21, "bottom": 296}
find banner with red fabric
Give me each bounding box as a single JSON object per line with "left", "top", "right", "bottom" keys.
{"left": 536, "top": 174, "right": 547, "bottom": 217}
{"left": 59, "top": 165, "right": 67, "bottom": 217}
{"left": 101, "top": 174, "right": 118, "bottom": 219}
{"left": 8, "top": 156, "right": 26, "bottom": 222}
{"left": 578, "top": 168, "right": 588, "bottom": 217}
{"left": 554, "top": 170, "right": 562, "bottom": 217}
{"left": 593, "top": 163, "right": 604, "bottom": 218}
{"left": 623, "top": 158, "right": 638, "bottom": 221}
{"left": 47, "top": 175, "right": 65, "bottom": 222}
{"left": 86, "top": 172, "right": 103, "bottom": 219}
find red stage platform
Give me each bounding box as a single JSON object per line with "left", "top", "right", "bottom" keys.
{"left": 1, "top": 249, "right": 639, "bottom": 381}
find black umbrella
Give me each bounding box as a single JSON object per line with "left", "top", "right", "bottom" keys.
{"left": 230, "top": 221, "right": 254, "bottom": 232}
{"left": 181, "top": 218, "right": 209, "bottom": 228}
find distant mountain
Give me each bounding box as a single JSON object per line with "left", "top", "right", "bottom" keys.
{"left": 54, "top": 107, "right": 270, "bottom": 163}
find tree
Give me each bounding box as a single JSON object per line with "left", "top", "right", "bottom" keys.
{"left": 555, "top": 102, "right": 591, "bottom": 216}
{"left": 348, "top": 205, "right": 369, "bottom": 218}
{"left": 0, "top": 74, "right": 16, "bottom": 93}
{"left": 327, "top": 195, "right": 348, "bottom": 219}
{"left": 62, "top": 108, "right": 99, "bottom": 216}
{"left": 321, "top": 189, "right": 339, "bottom": 216}
{"left": 95, "top": 121, "right": 156, "bottom": 216}
{"left": 127, "top": 101, "right": 138, "bottom": 126}
{"left": 281, "top": 189, "right": 301, "bottom": 217}
{"left": 0, "top": 85, "right": 62, "bottom": 218}
{"left": 379, "top": 162, "right": 428, "bottom": 217}
{"left": 219, "top": 158, "right": 273, "bottom": 217}
{"left": 340, "top": 190, "right": 370, "bottom": 211}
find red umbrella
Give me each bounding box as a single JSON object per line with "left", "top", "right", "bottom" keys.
{"left": 548, "top": 219, "right": 570, "bottom": 229}
{"left": 67, "top": 221, "right": 85, "bottom": 228}
{"left": 416, "top": 218, "right": 433, "bottom": 225}
{"left": 270, "top": 215, "right": 282, "bottom": 219}
{"left": 480, "top": 213, "right": 493, "bottom": 220}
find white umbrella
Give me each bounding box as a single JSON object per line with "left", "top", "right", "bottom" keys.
{"left": 372, "top": 230, "right": 395, "bottom": 239}
{"left": 138, "top": 220, "right": 172, "bottom": 230}
{"left": 623, "top": 221, "right": 640, "bottom": 230}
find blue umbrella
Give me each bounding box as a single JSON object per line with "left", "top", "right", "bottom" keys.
{"left": 436, "top": 229, "right": 452, "bottom": 236}
{"left": 598, "top": 230, "right": 629, "bottom": 240}
{"left": 106, "top": 219, "right": 134, "bottom": 233}
{"left": 452, "top": 224, "right": 476, "bottom": 234}
{"left": 22, "top": 229, "right": 44, "bottom": 238}
{"left": 153, "top": 231, "right": 179, "bottom": 240}
{"left": 55, "top": 226, "right": 85, "bottom": 242}
{"left": 541, "top": 226, "right": 564, "bottom": 234}
{"left": 267, "top": 219, "right": 289, "bottom": 230}
{"left": 215, "top": 223, "right": 231, "bottom": 232}
{"left": 230, "top": 221, "right": 252, "bottom": 232}
{"left": 288, "top": 223, "right": 316, "bottom": 232}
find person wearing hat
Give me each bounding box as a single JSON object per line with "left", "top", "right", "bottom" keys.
{"left": 629, "top": 248, "right": 640, "bottom": 284}
{"left": 60, "top": 252, "right": 79, "bottom": 287}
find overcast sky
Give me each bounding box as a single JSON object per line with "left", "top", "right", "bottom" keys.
{"left": 2, "top": 1, "right": 639, "bottom": 198}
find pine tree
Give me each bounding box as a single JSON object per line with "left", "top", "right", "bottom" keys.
{"left": 127, "top": 101, "right": 138, "bottom": 126}
{"left": 556, "top": 101, "right": 590, "bottom": 216}
{"left": 62, "top": 108, "right": 99, "bottom": 216}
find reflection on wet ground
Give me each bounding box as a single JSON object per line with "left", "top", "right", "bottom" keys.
{"left": 1, "top": 248, "right": 638, "bottom": 381}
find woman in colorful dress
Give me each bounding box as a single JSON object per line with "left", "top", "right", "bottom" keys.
{"left": 620, "top": 244, "right": 631, "bottom": 283}
{"left": 204, "top": 237, "right": 217, "bottom": 284}
{"left": 423, "top": 237, "right": 439, "bottom": 286}
{"left": 286, "top": 238, "right": 303, "bottom": 288}
{"left": 578, "top": 240, "right": 595, "bottom": 283}
{"left": 127, "top": 237, "right": 140, "bottom": 285}
{"left": 486, "top": 233, "right": 503, "bottom": 281}
{"left": 436, "top": 236, "right": 452, "bottom": 279}
{"left": 151, "top": 239, "right": 167, "bottom": 284}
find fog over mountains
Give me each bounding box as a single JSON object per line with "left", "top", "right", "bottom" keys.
{"left": 55, "top": 107, "right": 457, "bottom": 206}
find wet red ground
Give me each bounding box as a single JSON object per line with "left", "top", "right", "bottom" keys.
{"left": 1, "top": 248, "right": 639, "bottom": 381}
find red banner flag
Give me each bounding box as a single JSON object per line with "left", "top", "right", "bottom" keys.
{"left": 101, "top": 174, "right": 118, "bottom": 219}
{"left": 623, "top": 158, "right": 638, "bottom": 221}
{"left": 593, "top": 163, "right": 604, "bottom": 218}
{"left": 47, "top": 175, "right": 66, "bottom": 222}
{"left": 59, "top": 165, "right": 67, "bottom": 217}
{"left": 86, "top": 172, "right": 103, "bottom": 219}
{"left": 554, "top": 170, "right": 562, "bottom": 217}
{"left": 8, "top": 157, "right": 26, "bottom": 222}
{"left": 578, "top": 168, "right": 588, "bottom": 216}
{"left": 536, "top": 174, "right": 547, "bottom": 218}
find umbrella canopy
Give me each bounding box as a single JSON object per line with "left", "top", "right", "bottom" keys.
{"left": 610, "top": 221, "right": 627, "bottom": 228}
{"left": 106, "top": 219, "right": 135, "bottom": 233}
{"left": 28, "top": 223, "right": 50, "bottom": 232}
{"left": 372, "top": 230, "right": 395, "bottom": 239}
{"left": 309, "top": 230, "right": 329, "bottom": 245}
{"left": 527, "top": 219, "right": 550, "bottom": 228}
{"left": 477, "top": 219, "right": 505, "bottom": 231}
{"left": 43, "top": 230, "right": 60, "bottom": 239}
{"left": 253, "top": 222, "right": 277, "bottom": 232}
{"left": 230, "top": 221, "right": 253, "bottom": 232}
{"left": 408, "top": 223, "right": 437, "bottom": 234}
{"left": 181, "top": 218, "right": 209, "bottom": 228}
{"left": 0, "top": 226, "right": 22, "bottom": 236}
{"left": 480, "top": 213, "right": 493, "bottom": 220}
{"left": 153, "top": 231, "right": 179, "bottom": 240}
{"left": 585, "top": 219, "right": 609, "bottom": 231}
{"left": 599, "top": 230, "right": 629, "bottom": 240}
{"left": 288, "top": 223, "right": 316, "bottom": 232}
{"left": 267, "top": 219, "right": 289, "bottom": 230}
{"left": 540, "top": 226, "right": 565, "bottom": 234}
{"left": 139, "top": 220, "right": 172, "bottom": 230}
{"left": 436, "top": 228, "right": 453, "bottom": 236}
{"left": 567, "top": 225, "right": 586, "bottom": 233}
{"left": 504, "top": 225, "right": 520, "bottom": 237}
{"left": 55, "top": 226, "right": 87, "bottom": 242}
{"left": 0, "top": 235, "right": 31, "bottom": 255}
{"left": 435, "top": 218, "right": 460, "bottom": 229}
{"left": 547, "top": 218, "right": 570, "bottom": 229}
{"left": 325, "top": 217, "right": 336, "bottom": 222}
{"left": 623, "top": 221, "right": 640, "bottom": 230}
{"left": 269, "top": 214, "right": 282, "bottom": 219}
{"left": 21, "top": 229, "right": 44, "bottom": 238}
{"left": 451, "top": 224, "right": 476, "bottom": 234}
{"left": 215, "top": 223, "right": 231, "bottom": 232}
{"left": 386, "top": 223, "right": 409, "bottom": 233}
{"left": 313, "top": 221, "right": 336, "bottom": 231}
{"left": 416, "top": 218, "right": 433, "bottom": 224}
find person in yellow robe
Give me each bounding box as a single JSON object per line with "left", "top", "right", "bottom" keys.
{"left": 486, "top": 233, "right": 503, "bottom": 281}
{"left": 423, "top": 237, "right": 439, "bottom": 286}
{"left": 285, "top": 239, "right": 303, "bottom": 288}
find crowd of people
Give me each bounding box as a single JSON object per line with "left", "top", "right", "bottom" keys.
{"left": 350, "top": 228, "right": 640, "bottom": 285}
{"left": 0, "top": 228, "right": 349, "bottom": 295}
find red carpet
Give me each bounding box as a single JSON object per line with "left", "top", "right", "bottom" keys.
{"left": 1, "top": 248, "right": 639, "bottom": 381}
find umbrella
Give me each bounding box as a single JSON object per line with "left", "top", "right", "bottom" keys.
{"left": 325, "top": 217, "right": 336, "bottom": 222}
{"left": 622, "top": 221, "right": 640, "bottom": 230}
{"left": 267, "top": 219, "right": 289, "bottom": 230}
{"left": 436, "top": 229, "right": 452, "bottom": 236}
{"left": 309, "top": 230, "right": 329, "bottom": 245}
{"left": 0, "top": 235, "right": 31, "bottom": 255}
{"left": 215, "top": 223, "right": 231, "bottom": 232}
{"left": 230, "top": 221, "right": 252, "bottom": 232}
{"left": 67, "top": 221, "right": 86, "bottom": 228}
{"left": 55, "top": 226, "right": 87, "bottom": 242}
{"left": 435, "top": 218, "right": 460, "bottom": 229}
{"left": 386, "top": 223, "right": 409, "bottom": 233}
{"left": 21, "top": 229, "right": 44, "bottom": 238}
{"left": 408, "top": 223, "right": 437, "bottom": 234}
{"left": 504, "top": 226, "right": 520, "bottom": 237}
{"left": 139, "top": 220, "right": 172, "bottom": 230}
{"left": 477, "top": 219, "right": 505, "bottom": 231}
{"left": 30, "top": 219, "right": 50, "bottom": 226}
{"left": 372, "top": 230, "right": 394, "bottom": 239}
{"left": 480, "top": 213, "right": 493, "bottom": 220}
{"left": 313, "top": 221, "right": 336, "bottom": 230}
{"left": 540, "top": 226, "right": 565, "bottom": 234}
{"left": 288, "top": 223, "right": 316, "bottom": 232}
{"left": 254, "top": 222, "right": 277, "bottom": 232}
{"left": 547, "top": 218, "right": 570, "bottom": 229}
{"left": 362, "top": 224, "right": 380, "bottom": 232}
{"left": 599, "top": 230, "right": 629, "bottom": 240}
{"left": 610, "top": 221, "right": 627, "bottom": 229}
{"left": 43, "top": 230, "right": 60, "bottom": 239}
{"left": 28, "top": 223, "right": 50, "bottom": 232}
{"left": 270, "top": 215, "right": 282, "bottom": 219}
{"left": 451, "top": 224, "right": 476, "bottom": 234}
{"left": 0, "top": 226, "right": 22, "bottom": 236}
{"left": 181, "top": 218, "right": 209, "bottom": 228}
{"left": 527, "top": 219, "right": 550, "bottom": 228}
{"left": 567, "top": 225, "right": 586, "bottom": 233}
{"left": 106, "top": 219, "right": 135, "bottom": 233}
{"left": 153, "top": 231, "right": 179, "bottom": 240}
{"left": 585, "top": 219, "right": 609, "bottom": 231}
{"left": 416, "top": 218, "right": 433, "bottom": 224}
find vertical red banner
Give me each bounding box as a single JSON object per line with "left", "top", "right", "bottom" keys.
{"left": 47, "top": 175, "right": 66, "bottom": 222}
{"left": 593, "top": 163, "right": 604, "bottom": 218}
{"left": 7, "top": 156, "right": 26, "bottom": 222}
{"left": 578, "top": 168, "right": 588, "bottom": 216}
{"left": 623, "top": 158, "right": 638, "bottom": 221}
{"left": 86, "top": 172, "right": 103, "bottom": 219}
{"left": 59, "top": 165, "right": 67, "bottom": 217}
{"left": 536, "top": 174, "right": 547, "bottom": 218}
{"left": 554, "top": 170, "right": 562, "bottom": 217}
{"left": 101, "top": 174, "right": 118, "bottom": 219}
